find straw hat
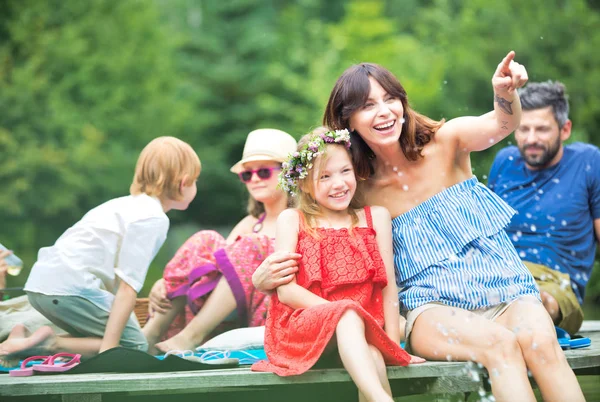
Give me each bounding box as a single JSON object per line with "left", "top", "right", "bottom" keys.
{"left": 230, "top": 129, "right": 297, "bottom": 173}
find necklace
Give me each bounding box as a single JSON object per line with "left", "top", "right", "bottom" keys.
{"left": 252, "top": 212, "right": 266, "bottom": 233}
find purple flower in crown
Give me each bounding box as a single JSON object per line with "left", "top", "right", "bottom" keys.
{"left": 277, "top": 128, "right": 352, "bottom": 195}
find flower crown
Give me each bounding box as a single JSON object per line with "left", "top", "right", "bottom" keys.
{"left": 278, "top": 129, "right": 351, "bottom": 195}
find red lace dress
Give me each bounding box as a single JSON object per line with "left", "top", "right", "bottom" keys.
{"left": 252, "top": 207, "right": 410, "bottom": 376}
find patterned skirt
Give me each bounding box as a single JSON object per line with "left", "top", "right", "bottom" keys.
{"left": 162, "top": 230, "right": 273, "bottom": 339}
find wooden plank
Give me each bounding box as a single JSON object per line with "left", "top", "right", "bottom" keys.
{"left": 580, "top": 321, "right": 600, "bottom": 333}
{"left": 564, "top": 332, "right": 600, "bottom": 371}
{"left": 391, "top": 375, "right": 485, "bottom": 396}
{"left": 62, "top": 394, "right": 102, "bottom": 402}
{"left": 0, "top": 326, "right": 598, "bottom": 399}
{"left": 0, "top": 363, "right": 480, "bottom": 397}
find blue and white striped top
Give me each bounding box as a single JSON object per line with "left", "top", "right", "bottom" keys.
{"left": 392, "top": 176, "right": 539, "bottom": 312}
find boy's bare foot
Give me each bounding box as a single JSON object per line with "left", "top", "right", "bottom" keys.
{"left": 0, "top": 324, "right": 31, "bottom": 367}
{"left": 155, "top": 332, "right": 204, "bottom": 354}
{"left": 7, "top": 323, "right": 29, "bottom": 340}
{"left": 0, "top": 326, "right": 56, "bottom": 364}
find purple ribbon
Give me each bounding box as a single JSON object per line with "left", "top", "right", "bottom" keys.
{"left": 166, "top": 250, "right": 248, "bottom": 323}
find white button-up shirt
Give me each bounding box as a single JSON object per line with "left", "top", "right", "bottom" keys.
{"left": 25, "top": 194, "right": 169, "bottom": 312}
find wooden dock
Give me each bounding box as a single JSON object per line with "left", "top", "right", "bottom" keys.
{"left": 1, "top": 322, "right": 599, "bottom": 402}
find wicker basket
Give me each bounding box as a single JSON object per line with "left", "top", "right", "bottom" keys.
{"left": 134, "top": 298, "right": 149, "bottom": 327}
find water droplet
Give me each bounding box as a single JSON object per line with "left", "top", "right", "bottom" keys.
{"left": 540, "top": 36, "right": 544, "bottom": 40}
{"left": 516, "top": 231, "right": 523, "bottom": 237}
{"left": 508, "top": 156, "right": 514, "bottom": 160}
{"left": 519, "top": 251, "right": 526, "bottom": 258}
{"left": 538, "top": 189, "right": 544, "bottom": 194}
{"left": 552, "top": 178, "right": 560, "bottom": 184}
{"left": 525, "top": 213, "right": 532, "bottom": 219}
{"left": 443, "top": 80, "right": 448, "bottom": 84}
{"left": 402, "top": 184, "right": 409, "bottom": 191}
{"left": 561, "top": 220, "right": 567, "bottom": 226}
{"left": 530, "top": 224, "right": 537, "bottom": 232}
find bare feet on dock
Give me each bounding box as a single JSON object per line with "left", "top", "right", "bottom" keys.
{"left": 0, "top": 324, "right": 29, "bottom": 367}
{"left": 409, "top": 354, "right": 426, "bottom": 364}
{"left": 154, "top": 332, "right": 203, "bottom": 354}
{"left": 0, "top": 325, "right": 56, "bottom": 365}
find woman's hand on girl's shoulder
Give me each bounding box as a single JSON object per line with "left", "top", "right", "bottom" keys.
{"left": 252, "top": 250, "right": 301, "bottom": 292}
{"left": 252, "top": 208, "right": 302, "bottom": 293}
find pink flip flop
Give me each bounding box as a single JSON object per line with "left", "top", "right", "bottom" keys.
{"left": 9, "top": 355, "right": 52, "bottom": 377}
{"left": 32, "top": 352, "right": 81, "bottom": 373}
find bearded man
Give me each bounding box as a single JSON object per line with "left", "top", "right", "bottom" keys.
{"left": 488, "top": 81, "right": 600, "bottom": 335}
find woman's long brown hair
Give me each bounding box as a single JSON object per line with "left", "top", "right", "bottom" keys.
{"left": 323, "top": 63, "right": 444, "bottom": 179}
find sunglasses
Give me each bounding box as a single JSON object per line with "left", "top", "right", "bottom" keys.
{"left": 238, "top": 167, "right": 281, "bottom": 183}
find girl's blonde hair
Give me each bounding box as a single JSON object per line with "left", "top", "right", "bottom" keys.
{"left": 130, "top": 136, "right": 201, "bottom": 200}
{"left": 296, "top": 127, "right": 364, "bottom": 238}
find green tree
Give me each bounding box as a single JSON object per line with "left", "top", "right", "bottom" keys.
{"left": 0, "top": 0, "right": 187, "bottom": 282}
{"left": 155, "top": 0, "right": 286, "bottom": 226}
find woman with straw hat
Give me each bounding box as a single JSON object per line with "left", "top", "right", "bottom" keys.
{"left": 142, "top": 129, "right": 297, "bottom": 354}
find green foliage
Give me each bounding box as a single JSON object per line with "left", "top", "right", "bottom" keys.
{"left": 0, "top": 0, "right": 187, "bottom": 284}
{"left": 0, "top": 0, "right": 599, "bottom": 297}
{"left": 155, "top": 0, "right": 284, "bottom": 226}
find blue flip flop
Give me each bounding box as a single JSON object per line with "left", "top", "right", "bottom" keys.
{"left": 556, "top": 327, "right": 591, "bottom": 350}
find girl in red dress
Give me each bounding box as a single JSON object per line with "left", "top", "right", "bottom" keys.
{"left": 252, "top": 128, "right": 423, "bottom": 402}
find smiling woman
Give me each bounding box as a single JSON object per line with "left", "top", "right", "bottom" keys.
{"left": 254, "top": 51, "right": 586, "bottom": 402}
{"left": 141, "top": 129, "right": 297, "bottom": 355}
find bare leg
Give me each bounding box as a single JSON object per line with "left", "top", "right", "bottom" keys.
{"left": 155, "top": 276, "right": 236, "bottom": 353}
{"left": 336, "top": 309, "right": 394, "bottom": 402}
{"left": 51, "top": 336, "right": 103, "bottom": 359}
{"left": 398, "top": 315, "right": 407, "bottom": 342}
{"left": 409, "top": 306, "right": 536, "bottom": 402}
{"left": 0, "top": 326, "right": 56, "bottom": 359}
{"left": 142, "top": 297, "right": 186, "bottom": 355}
{"left": 369, "top": 345, "right": 392, "bottom": 396}
{"left": 540, "top": 291, "right": 560, "bottom": 323}
{"left": 496, "top": 296, "right": 585, "bottom": 402}
{"left": 0, "top": 325, "right": 105, "bottom": 359}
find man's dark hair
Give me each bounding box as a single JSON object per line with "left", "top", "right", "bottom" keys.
{"left": 518, "top": 81, "right": 570, "bottom": 128}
